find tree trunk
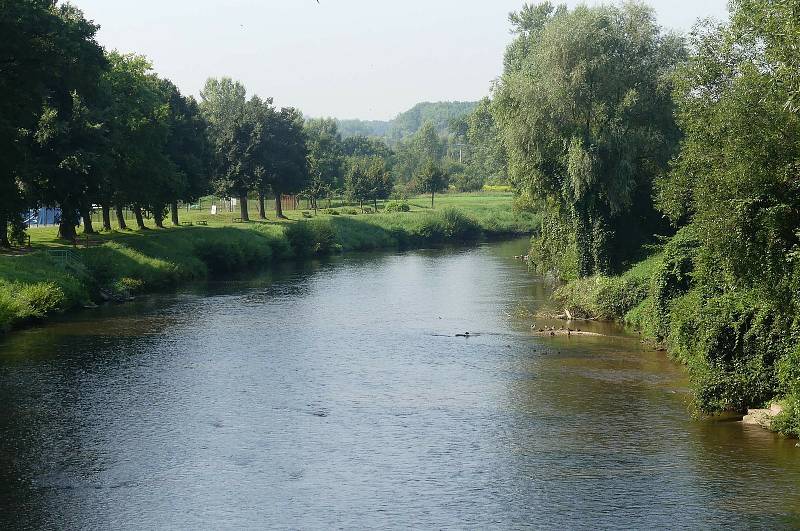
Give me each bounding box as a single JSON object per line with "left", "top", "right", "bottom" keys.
{"left": 101, "top": 203, "right": 112, "bottom": 231}
{"left": 239, "top": 194, "right": 250, "bottom": 221}
{"left": 133, "top": 205, "right": 146, "bottom": 229}
{"left": 258, "top": 192, "right": 266, "bottom": 219}
{"left": 153, "top": 207, "right": 165, "bottom": 228}
{"left": 275, "top": 193, "right": 286, "bottom": 219}
{"left": 431, "top": 191, "right": 435, "bottom": 209}
{"left": 81, "top": 206, "right": 95, "bottom": 234}
{"left": 115, "top": 204, "right": 128, "bottom": 230}
{"left": 171, "top": 201, "right": 179, "bottom": 226}
{"left": 374, "top": 198, "right": 378, "bottom": 212}
{"left": 0, "top": 212, "right": 10, "bottom": 248}
{"left": 58, "top": 213, "right": 77, "bottom": 242}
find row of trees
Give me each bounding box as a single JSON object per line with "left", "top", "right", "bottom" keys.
{"left": 0, "top": 1, "right": 317, "bottom": 243}
{"left": 4, "top": 1, "right": 450, "bottom": 246}
{"left": 1, "top": 2, "right": 485, "bottom": 248}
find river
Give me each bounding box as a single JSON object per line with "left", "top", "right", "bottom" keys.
{"left": 0, "top": 239, "right": 798, "bottom": 529}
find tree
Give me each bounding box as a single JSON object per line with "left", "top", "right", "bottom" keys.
{"left": 0, "top": 0, "right": 105, "bottom": 243}
{"left": 658, "top": 2, "right": 800, "bottom": 296}
{"left": 99, "top": 52, "right": 172, "bottom": 231}
{"left": 345, "top": 156, "right": 393, "bottom": 212}
{"left": 393, "top": 121, "right": 444, "bottom": 184}
{"left": 650, "top": 0, "right": 800, "bottom": 420}
{"left": 341, "top": 135, "right": 393, "bottom": 159}
{"left": 266, "top": 107, "right": 308, "bottom": 219}
{"left": 414, "top": 161, "right": 448, "bottom": 209}
{"left": 200, "top": 77, "right": 257, "bottom": 221}
{"left": 304, "top": 118, "right": 344, "bottom": 213}
{"left": 344, "top": 157, "right": 372, "bottom": 212}
{"left": 465, "top": 98, "right": 507, "bottom": 185}
{"left": 161, "top": 80, "right": 211, "bottom": 226}
{"left": 493, "top": 2, "right": 685, "bottom": 276}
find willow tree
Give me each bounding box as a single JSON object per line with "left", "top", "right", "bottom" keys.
{"left": 493, "top": 2, "right": 685, "bottom": 277}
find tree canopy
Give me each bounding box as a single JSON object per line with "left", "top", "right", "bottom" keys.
{"left": 494, "top": 1, "right": 686, "bottom": 276}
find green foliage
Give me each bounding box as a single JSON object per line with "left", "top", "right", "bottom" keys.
{"left": 304, "top": 118, "right": 344, "bottom": 208}
{"left": 284, "top": 220, "right": 338, "bottom": 258}
{"left": 336, "top": 102, "right": 477, "bottom": 143}
{"left": 495, "top": 2, "right": 684, "bottom": 277}
{"left": 413, "top": 161, "right": 448, "bottom": 208}
{"left": 393, "top": 122, "right": 445, "bottom": 184}
{"left": 384, "top": 201, "right": 410, "bottom": 213}
{"left": 345, "top": 156, "right": 392, "bottom": 209}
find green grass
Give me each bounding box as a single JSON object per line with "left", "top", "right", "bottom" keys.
{"left": 1, "top": 192, "right": 538, "bottom": 334}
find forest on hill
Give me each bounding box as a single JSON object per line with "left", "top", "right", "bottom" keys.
{"left": 336, "top": 101, "right": 478, "bottom": 142}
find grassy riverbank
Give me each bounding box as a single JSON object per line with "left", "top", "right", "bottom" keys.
{"left": 550, "top": 227, "right": 800, "bottom": 438}
{"left": 0, "top": 193, "right": 538, "bottom": 335}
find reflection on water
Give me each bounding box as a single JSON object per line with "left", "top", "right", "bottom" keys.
{"left": 0, "top": 239, "right": 798, "bottom": 529}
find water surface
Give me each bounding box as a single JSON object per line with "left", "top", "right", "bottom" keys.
{"left": 1, "top": 239, "right": 798, "bottom": 529}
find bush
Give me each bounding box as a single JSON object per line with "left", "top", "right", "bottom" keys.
{"left": 302, "top": 211, "right": 313, "bottom": 218}
{"left": 112, "top": 277, "right": 145, "bottom": 298}
{"left": 284, "top": 220, "right": 338, "bottom": 257}
{"left": 324, "top": 209, "right": 340, "bottom": 216}
{"left": 343, "top": 208, "right": 359, "bottom": 215}
{"left": 450, "top": 172, "right": 485, "bottom": 192}
{"left": 0, "top": 280, "right": 66, "bottom": 329}
{"left": 417, "top": 208, "right": 482, "bottom": 243}
{"left": 385, "top": 201, "right": 411, "bottom": 213}
{"left": 17, "top": 282, "right": 66, "bottom": 317}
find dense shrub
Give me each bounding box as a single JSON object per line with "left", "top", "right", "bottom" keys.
{"left": 384, "top": 201, "right": 410, "bottom": 213}
{"left": 284, "top": 220, "right": 338, "bottom": 258}
{"left": 450, "top": 172, "right": 484, "bottom": 192}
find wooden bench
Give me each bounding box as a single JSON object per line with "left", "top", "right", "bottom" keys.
{"left": 196, "top": 220, "right": 208, "bottom": 226}
{"left": 233, "top": 217, "right": 243, "bottom": 223}
{"left": 181, "top": 221, "right": 194, "bottom": 226}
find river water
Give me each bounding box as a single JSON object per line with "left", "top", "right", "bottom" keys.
{"left": 0, "top": 239, "right": 798, "bottom": 529}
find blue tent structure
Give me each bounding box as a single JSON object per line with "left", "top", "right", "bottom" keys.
{"left": 25, "top": 208, "right": 62, "bottom": 227}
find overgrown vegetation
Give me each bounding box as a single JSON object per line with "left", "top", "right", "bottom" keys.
{"left": 499, "top": 1, "right": 800, "bottom": 437}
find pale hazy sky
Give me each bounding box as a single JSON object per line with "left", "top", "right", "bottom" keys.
{"left": 70, "top": 0, "right": 729, "bottom": 120}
